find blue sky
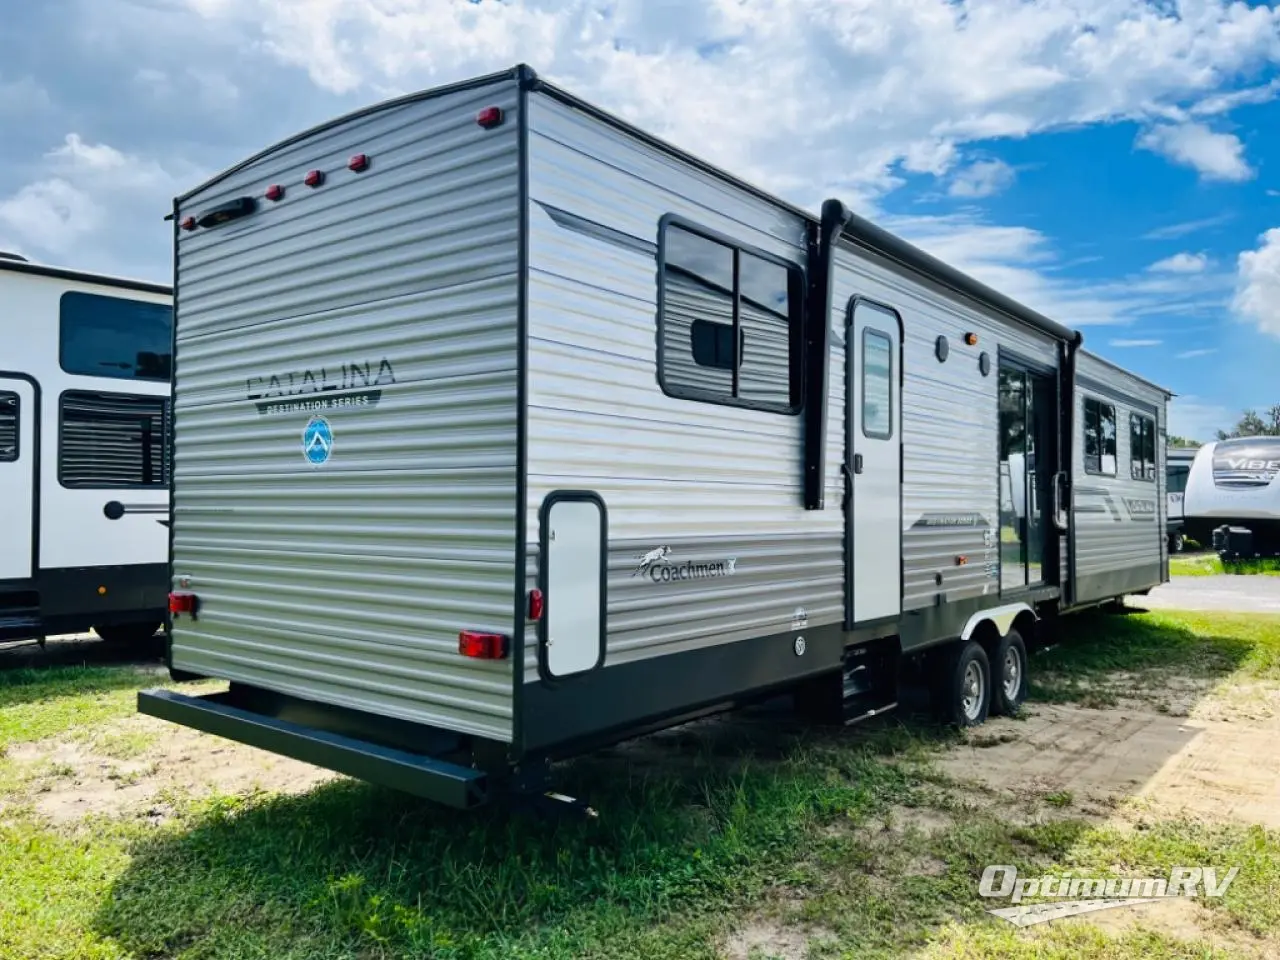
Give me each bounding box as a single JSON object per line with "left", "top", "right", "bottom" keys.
{"left": 2, "top": 0, "right": 1279, "bottom": 441}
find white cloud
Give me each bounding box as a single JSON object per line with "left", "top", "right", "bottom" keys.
{"left": 1142, "top": 214, "right": 1234, "bottom": 240}
{"left": 0, "top": 75, "right": 50, "bottom": 115}
{"left": 0, "top": 133, "right": 204, "bottom": 274}
{"left": 1108, "top": 338, "right": 1163, "bottom": 347}
{"left": 1234, "top": 228, "right": 1280, "bottom": 338}
{"left": 176, "top": 0, "right": 1280, "bottom": 205}
{"left": 1149, "top": 252, "right": 1209, "bottom": 273}
{"left": 1135, "top": 123, "right": 1253, "bottom": 182}
{"left": 1269, "top": 189, "right": 1280, "bottom": 198}
{"left": 948, "top": 159, "right": 1016, "bottom": 199}
{"left": 1176, "top": 348, "right": 1218, "bottom": 359}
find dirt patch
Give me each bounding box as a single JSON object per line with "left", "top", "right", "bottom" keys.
{"left": 4, "top": 713, "right": 335, "bottom": 823}
{"left": 1048, "top": 896, "right": 1270, "bottom": 959}
{"left": 722, "top": 919, "right": 834, "bottom": 960}
{"left": 939, "top": 702, "right": 1280, "bottom": 829}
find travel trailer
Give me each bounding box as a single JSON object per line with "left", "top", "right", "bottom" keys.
{"left": 1166, "top": 445, "right": 1196, "bottom": 552}
{"left": 141, "top": 66, "right": 1172, "bottom": 809}
{"left": 0, "top": 254, "right": 172, "bottom": 644}
{"left": 1180, "top": 438, "right": 1280, "bottom": 557}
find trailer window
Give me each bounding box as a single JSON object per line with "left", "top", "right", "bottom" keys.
{"left": 58, "top": 391, "right": 169, "bottom": 488}
{"left": 0, "top": 392, "right": 17, "bottom": 462}
{"left": 861, "top": 329, "right": 893, "bottom": 439}
{"left": 1167, "top": 464, "right": 1190, "bottom": 494}
{"left": 1130, "top": 413, "right": 1157, "bottom": 481}
{"left": 60, "top": 291, "right": 173, "bottom": 382}
{"left": 658, "top": 219, "right": 802, "bottom": 414}
{"left": 1083, "top": 397, "right": 1116, "bottom": 475}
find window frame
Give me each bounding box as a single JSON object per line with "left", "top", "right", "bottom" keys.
{"left": 655, "top": 213, "right": 805, "bottom": 416}
{"left": 1083, "top": 395, "right": 1117, "bottom": 477}
{"left": 0, "top": 391, "right": 18, "bottom": 463}
{"left": 860, "top": 326, "right": 894, "bottom": 440}
{"left": 58, "top": 290, "right": 174, "bottom": 383}
{"left": 57, "top": 389, "right": 170, "bottom": 490}
{"left": 1129, "top": 412, "right": 1157, "bottom": 482}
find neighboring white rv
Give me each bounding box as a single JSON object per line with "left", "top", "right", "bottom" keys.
{"left": 1181, "top": 437, "right": 1280, "bottom": 556}
{"left": 1166, "top": 446, "right": 1196, "bottom": 551}
{"left": 0, "top": 253, "right": 172, "bottom": 645}
{"left": 141, "top": 66, "right": 1171, "bottom": 809}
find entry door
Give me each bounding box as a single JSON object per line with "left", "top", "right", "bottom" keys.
{"left": 997, "top": 364, "right": 1059, "bottom": 590}
{"left": 0, "top": 379, "right": 36, "bottom": 581}
{"left": 847, "top": 299, "right": 902, "bottom": 624}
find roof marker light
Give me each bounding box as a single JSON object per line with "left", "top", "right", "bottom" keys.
{"left": 476, "top": 106, "right": 504, "bottom": 129}
{"left": 304, "top": 169, "right": 325, "bottom": 188}
{"left": 348, "top": 153, "right": 370, "bottom": 172}
{"left": 265, "top": 184, "right": 285, "bottom": 201}
{"left": 180, "top": 216, "right": 196, "bottom": 231}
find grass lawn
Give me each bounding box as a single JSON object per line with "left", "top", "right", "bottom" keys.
{"left": 1, "top": 611, "right": 1278, "bottom": 959}
{"left": 1169, "top": 553, "right": 1280, "bottom": 577}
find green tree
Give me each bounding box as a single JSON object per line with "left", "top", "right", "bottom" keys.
{"left": 1216, "top": 405, "right": 1280, "bottom": 440}
{"left": 1167, "top": 435, "right": 1201, "bottom": 447}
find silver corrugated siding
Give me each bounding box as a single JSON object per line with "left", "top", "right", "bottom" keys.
{"left": 1070, "top": 351, "right": 1167, "bottom": 600}
{"left": 520, "top": 92, "right": 843, "bottom": 679}
{"left": 168, "top": 79, "right": 521, "bottom": 741}
{"left": 831, "top": 241, "right": 1059, "bottom": 611}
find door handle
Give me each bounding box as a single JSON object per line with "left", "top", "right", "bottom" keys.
{"left": 853, "top": 453, "right": 864, "bottom": 475}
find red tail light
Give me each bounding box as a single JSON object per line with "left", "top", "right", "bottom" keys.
{"left": 180, "top": 217, "right": 196, "bottom": 231}
{"left": 459, "top": 630, "right": 509, "bottom": 660}
{"left": 169, "top": 591, "right": 199, "bottom": 616}
{"left": 304, "top": 169, "right": 325, "bottom": 188}
{"left": 265, "top": 184, "right": 285, "bottom": 201}
{"left": 528, "top": 588, "right": 544, "bottom": 621}
{"left": 347, "top": 153, "right": 370, "bottom": 172}
{"left": 476, "top": 106, "right": 504, "bottom": 129}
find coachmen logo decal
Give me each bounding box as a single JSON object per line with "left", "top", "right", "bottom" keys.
{"left": 632, "top": 546, "right": 738, "bottom": 583}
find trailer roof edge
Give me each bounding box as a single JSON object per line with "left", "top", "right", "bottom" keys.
{"left": 0, "top": 257, "right": 171, "bottom": 296}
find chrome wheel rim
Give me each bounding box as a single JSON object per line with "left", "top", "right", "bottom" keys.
{"left": 1003, "top": 648, "right": 1022, "bottom": 701}
{"left": 962, "top": 661, "right": 985, "bottom": 720}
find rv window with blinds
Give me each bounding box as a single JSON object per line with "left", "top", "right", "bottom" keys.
{"left": 657, "top": 218, "right": 803, "bottom": 414}
{"left": 1130, "top": 413, "right": 1157, "bottom": 481}
{"left": 58, "top": 391, "right": 169, "bottom": 488}
{"left": 59, "top": 291, "right": 174, "bottom": 382}
{"left": 1083, "top": 396, "right": 1117, "bottom": 476}
{"left": 0, "top": 392, "right": 17, "bottom": 462}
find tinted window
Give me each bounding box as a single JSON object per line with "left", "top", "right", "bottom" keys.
{"left": 1167, "top": 464, "right": 1189, "bottom": 495}
{"left": 862, "top": 328, "right": 893, "bottom": 439}
{"left": 1130, "top": 414, "right": 1156, "bottom": 481}
{"left": 60, "top": 291, "right": 173, "bottom": 382}
{"left": 0, "top": 392, "right": 17, "bottom": 462}
{"left": 59, "top": 391, "right": 168, "bottom": 488}
{"left": 1084, "top": 397, "right": 1116, "bottom": 475}
{"left": 659, "top": 220, "right": 802, "bottom": 414}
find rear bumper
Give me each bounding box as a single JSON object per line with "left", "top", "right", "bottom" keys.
{"left": 137, "top": 688, "right": 490, "bottom": 809}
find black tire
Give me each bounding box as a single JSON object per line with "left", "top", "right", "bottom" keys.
{"left": 94, "top": 621, "right": 162, "bottom": 644}
{"left": 932, "top": 640, "right": 991, "bottom": 728}
{"left": 1169, "top": 531, "right": 1185, "bottom": 553}
{"left": 991, "top": 628, "right": 1029, "bottom": 716}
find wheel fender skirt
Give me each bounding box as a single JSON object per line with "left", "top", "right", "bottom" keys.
{"left": 960, "top": 603, "right": 1036, "bottom": 641}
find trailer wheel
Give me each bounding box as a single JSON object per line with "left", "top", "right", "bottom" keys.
{"left": 991, "top": 629, "right": 1028, "bottom": 716}
{"left": 1169, "top": 531, "right": 1185, "bottom": 553}
{"left": 94, "top": 621, "right": 162, "bottom": 645}
{"left": 933, "top": 640, "right": 991, "bottom": 728}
